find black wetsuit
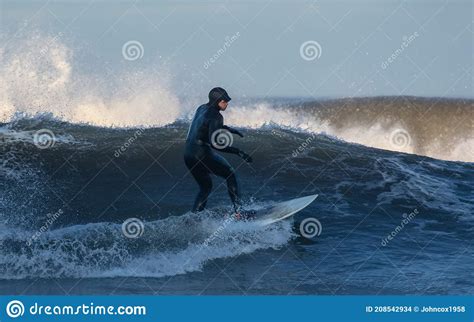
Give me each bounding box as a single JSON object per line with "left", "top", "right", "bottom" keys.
{"left": 184, "top": 103, "right": 243, "bottom": 212}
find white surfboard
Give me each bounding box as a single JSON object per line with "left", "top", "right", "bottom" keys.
{"left": 253, "top": 194, "right": 318, "bottom": 226}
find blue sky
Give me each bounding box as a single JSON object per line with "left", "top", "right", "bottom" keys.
{"left": 1, "top": 0, "right": 472, "bottom": 98}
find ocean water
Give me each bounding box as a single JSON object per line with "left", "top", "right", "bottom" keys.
{"left": 0, "top": 33, "right": 473, "bottom": 295}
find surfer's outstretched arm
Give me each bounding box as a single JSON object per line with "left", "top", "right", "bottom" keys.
{"left": 222, "top": 125, "right": 244, "bottom": 138}
{"left": 208, "top": 118, "right": 252, "bottom": 163}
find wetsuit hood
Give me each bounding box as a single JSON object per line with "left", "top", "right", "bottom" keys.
{"left": 208, "top": 87, "right": 231, "bottom": 107}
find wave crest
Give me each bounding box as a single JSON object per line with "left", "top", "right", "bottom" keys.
{"left": 0, "top": 32, "right": 180, "bottom": 127}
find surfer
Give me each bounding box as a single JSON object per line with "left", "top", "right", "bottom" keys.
{"left": 184, "top": 87, "right": 253, "bottom": 214}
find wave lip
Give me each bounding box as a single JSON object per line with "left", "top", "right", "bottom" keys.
{"left": 225, "top": 96, "right": 474, "bottom": 163}
{"left": 1, "top": 33, "right": 471, "bottom": 162}
{"left": 0, "top": 32, "right": 180, "bottom": 128}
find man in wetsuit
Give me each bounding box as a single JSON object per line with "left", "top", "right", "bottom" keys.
{"left": 184, "top": 87, "right": 253, "bottom": 213}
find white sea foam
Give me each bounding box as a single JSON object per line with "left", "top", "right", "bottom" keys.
{"left": 0, "top": 211, "right": 294, "bottom": 279}
{"left": 1, "top": 33, "right": 471, "bottom": 162}
{"left": 225, "top": 103, "right": 473, "bottom": 162}
{"left": 0, "top": 33, "right": 180, "bottom": 127}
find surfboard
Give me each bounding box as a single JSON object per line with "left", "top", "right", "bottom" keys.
{"left": 251, "top": 194, "right": 318, "bottom": 226}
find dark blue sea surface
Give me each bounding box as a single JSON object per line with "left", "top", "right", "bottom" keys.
{"left": 0, "top": 97, "right": 473, "bottom": 295}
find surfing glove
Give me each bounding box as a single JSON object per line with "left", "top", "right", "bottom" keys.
{"left": 223, "top": 125, "right": 244, "bottom": 138}
{"left": 238, "top": 150, "right": 253, "bottom": 163}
